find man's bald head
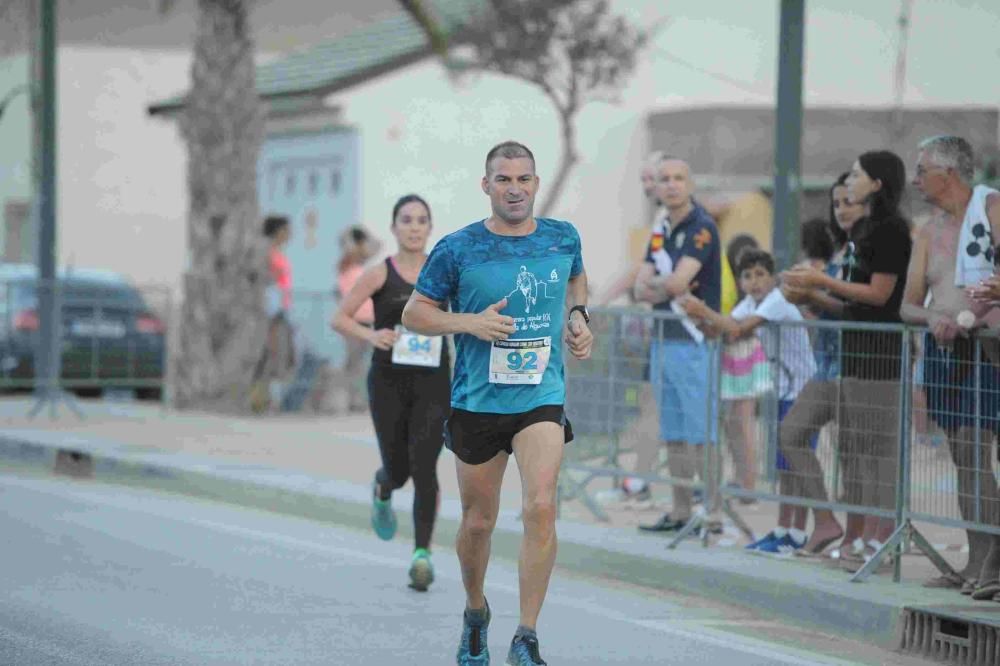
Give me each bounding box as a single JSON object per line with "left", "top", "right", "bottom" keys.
{"left": 654, "top": 157, "right": 695, "bottom": 212}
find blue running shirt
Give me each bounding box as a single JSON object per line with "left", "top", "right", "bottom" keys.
{"left": 415, "top": 218, "right": 584, "bottom": 414}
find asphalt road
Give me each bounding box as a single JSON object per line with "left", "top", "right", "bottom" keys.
{"left": 0, "top": 473, "right": 921, "bottom": 665}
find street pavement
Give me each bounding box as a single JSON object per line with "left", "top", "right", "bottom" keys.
{"left": 0, "top": 474, "right": 929, "bottom": 665}
{"left": 0, "top": 396, "right": 993, "bottom": 660}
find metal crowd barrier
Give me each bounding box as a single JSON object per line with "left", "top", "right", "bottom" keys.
{"left": 561, "top": 306, "right": 1000, "bottom": 584}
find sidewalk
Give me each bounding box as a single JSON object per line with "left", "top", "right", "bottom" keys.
{"left": 0, "top": 396, "right": 994, "bottom": 649}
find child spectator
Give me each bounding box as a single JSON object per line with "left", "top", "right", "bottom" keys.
{"left": 683, "top": 249, "right": 817, "bottom": 554}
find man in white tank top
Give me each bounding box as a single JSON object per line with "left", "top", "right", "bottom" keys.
{"left": 903, "top": 135, "right": 1000, "bottom": 595}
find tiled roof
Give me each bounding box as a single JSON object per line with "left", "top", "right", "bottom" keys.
{"left": 149, "top": 0, "right": 481, "bottom": 115}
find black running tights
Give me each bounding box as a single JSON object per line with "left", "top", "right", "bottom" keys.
{"left": 368, "top": 365, "right": 450, "bottom": 550}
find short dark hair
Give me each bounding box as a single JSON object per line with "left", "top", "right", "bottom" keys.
{"left": 485, "top": 141, "right": 535, "bottom": 176}
{"left": 262, "top": 215, "right": 289, "bottom": 238}
{"left": 391, "top": 194, "right": 432, "bottom": 224}
{"left": 736, "top": 248, "right": 775, "bottom": 276}
{"left": 801, "top": 217, "right": 835, "bottom": 262}
{"left": 726, "top": 233, "right": 760, "bottom": 274}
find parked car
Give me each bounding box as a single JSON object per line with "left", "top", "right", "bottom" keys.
{"left": 0, "top": 264, "right": 166, "bottom": 400}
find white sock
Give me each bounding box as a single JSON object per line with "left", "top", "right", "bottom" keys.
{"left": 788, "top": 528, "right": 807, "bottom": 545}
{"left": 771, "top": 527, "right": 788, "bottom": 538}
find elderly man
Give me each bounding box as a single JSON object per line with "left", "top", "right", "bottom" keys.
{"left": 634, "top": 156, "right": 722, "bottom": 532}
{"left": 907, "top": 135, "right": 1000, "bottom": 597}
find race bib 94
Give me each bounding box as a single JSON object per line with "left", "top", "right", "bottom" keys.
{"left": 392, "top": 326, "right": 443, "bottom": 368}
{"left": 489, "top": 337, "right": 551, "bottom": 385}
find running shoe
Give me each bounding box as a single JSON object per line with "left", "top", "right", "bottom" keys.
{"left": 744, "top": 531, "right": 780, "bottom": 551}
{"left": 506, "top": 634, "right": 547, "bottom": 665}
{"left": 409, "top": 548, "right": 434, "bottom": 592}
{"left": 755, "top": 533, "right": 806, "bottom": 556}
{"left": 371, "top": 482, "right": 397, "bottom": 541}
{"left": 457, "top": 600, "right": 491, "bottom": 665}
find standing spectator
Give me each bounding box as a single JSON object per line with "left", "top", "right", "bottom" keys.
{"left": 904, "top": 135, "right": 1000, "bottom": 596}
{"left": 684, "top": 249, "right": 817, "bottom": 553}
{"left": 782, "top": 150, "right": 912, "bottom": 565}
{"left": 336, "top": 225, "right": 382, "bottom": 412}
{"left": 596, "top": 151, "right": 666, "bottom": 306}
{"left": 634, "top": 156, "right": 722, "bottom": 533}
{"left": 594, "top": 151, "right": 664, "bottom": 505}
{"left": 784, "top": 176, "right": 870, "bottom": 562}
{"left": 718, "top": 234, "right": 762, "bottom": 498}
{"left": 251, "top": 215, "right": 295, "bottom": 412}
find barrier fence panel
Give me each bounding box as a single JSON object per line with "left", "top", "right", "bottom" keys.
{"left": 908, "top": 331, "right": 1000, "bottom": 537}
{"left": 562, "top": 308, "right": 715, "bottom": 522}
{"left": 563, "top": 307, "right": 1000, "bottom": 582}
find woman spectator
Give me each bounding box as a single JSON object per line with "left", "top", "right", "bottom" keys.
{"left": 781, "top": 152, "right": 912, "bottom": 567}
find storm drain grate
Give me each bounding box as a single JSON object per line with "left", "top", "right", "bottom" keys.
{"left": 899, "top": 608, "right": 1000, "bottom": 664}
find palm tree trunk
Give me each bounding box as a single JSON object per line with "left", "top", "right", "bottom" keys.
{"left": 174, "top": 0, "right": 266, "bottom": 411}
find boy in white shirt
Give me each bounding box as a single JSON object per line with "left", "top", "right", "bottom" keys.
{"left": 682, "top": 249, "right": 818, "bottom": 554}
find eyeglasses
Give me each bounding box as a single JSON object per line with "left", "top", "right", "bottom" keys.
{"left": 915, "top": 165, "right": 948, "bottom": 178}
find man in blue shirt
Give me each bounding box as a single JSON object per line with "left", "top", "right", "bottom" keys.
{"left": 402, "top": 141, "right": 593, "bottom": 666}
{"left": 633, "top": 156, "right": 721, "bottom": 534}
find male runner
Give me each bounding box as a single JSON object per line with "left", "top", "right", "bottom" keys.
{"left": 402, "top": 140, "right": 593, "bottom": 665}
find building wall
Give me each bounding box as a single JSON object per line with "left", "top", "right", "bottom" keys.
{"left": 0, "top": 47, "right": 192, "bottom": 287}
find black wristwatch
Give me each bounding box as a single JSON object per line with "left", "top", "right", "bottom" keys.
{"left": 568, "top": 305, "right": 590, "bottom": 324}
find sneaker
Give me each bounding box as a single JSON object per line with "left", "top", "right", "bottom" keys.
{"left": 408, "top": 548, "right": 434, "bottom": 592}
{"left": 457, "top": 601, "right": 491, "bottom": 665}
{"left": 371, "top": 482, "right": 397, "bottom": 541}
{"left": 506, "top": 634, "right": 547, "bottom": 665}
{"left": 638, "top": 513, "right": 687, "bottom": 533}
{"left": 755, "top": 533, "right": 806, "bottom": 556}
{"left": 745, "top": 531, "right": 780, "bottom": 551}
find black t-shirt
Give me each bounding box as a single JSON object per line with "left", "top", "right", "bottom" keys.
{"left": 840, "top": 214, "right": 912, "bottom": 380}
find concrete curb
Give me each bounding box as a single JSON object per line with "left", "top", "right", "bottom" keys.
{"left": 0, "top": 431, "right": 962, "bottom": 648}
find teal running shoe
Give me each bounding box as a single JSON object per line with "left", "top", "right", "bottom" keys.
{"left": 506, "top": 634, "right": 547, "bottom": 665}
{"left": 371, "top": 482, "right": 397, "bottom": 541}
{"left": 456, "top": 600, "right": 490, "bottom": 665}
{"left": 409, "top": 548, "right": 435, "bottom": 592}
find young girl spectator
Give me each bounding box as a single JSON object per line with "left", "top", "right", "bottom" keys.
{"left": 684, "top": 249, "right": 817, "bottom": 553}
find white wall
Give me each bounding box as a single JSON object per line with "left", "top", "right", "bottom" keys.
{"left": 58, "top": 47, "right": 191, "bottom": 288}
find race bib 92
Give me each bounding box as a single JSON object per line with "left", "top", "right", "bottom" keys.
{"left": 489, "top": 337, "right": 551, "bottom": 385}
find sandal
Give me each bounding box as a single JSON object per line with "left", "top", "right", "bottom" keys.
{"left": 971, "top": 580, "right": 1000, "bottom": 601}
{"left": 842, "top": 540, "right": 895, "bottom": 574}
{"left": 961, "top": 578, "right": 979, "bottom": 595}
{"left": 799, "top": 531, "right": 845, "bottom": 556}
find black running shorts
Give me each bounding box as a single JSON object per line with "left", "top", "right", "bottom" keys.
{"left": 444, "top": 404, "right": 574, "bottom": 465}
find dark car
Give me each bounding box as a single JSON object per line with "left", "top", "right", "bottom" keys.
{"left": 0, "top": 265, "right": 166, "bottom": 400}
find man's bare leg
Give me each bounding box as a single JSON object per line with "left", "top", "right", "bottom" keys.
{"left": 455, "top": 452, "right": 509, "bottom": 610}
{"left": 511, "top": 422, "right": 564, "bottom": 629}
